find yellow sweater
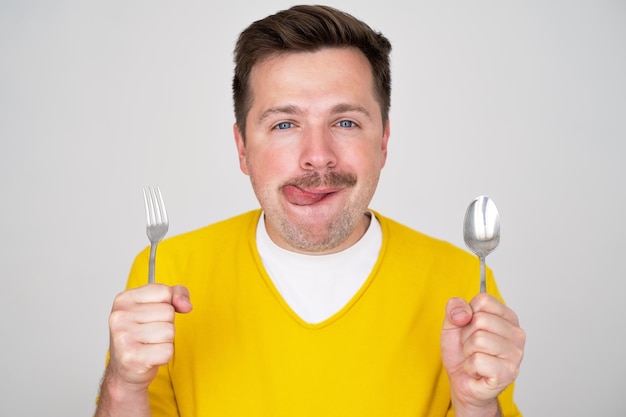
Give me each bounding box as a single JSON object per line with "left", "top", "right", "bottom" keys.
{"left": 125, "top": 209, "right": 521, "bottom": 416}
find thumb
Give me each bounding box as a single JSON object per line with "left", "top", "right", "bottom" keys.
{"left": 441, "top": 297, "right": 473, "bottom": 374}
{"left": 442, "top": 297, "right": 473, "bottom": 330}
{"left": 171, "top": 285, "right": 193, "bottom": 313}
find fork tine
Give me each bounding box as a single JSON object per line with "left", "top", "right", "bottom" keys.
{"left": 143, "top": 186, "right": 168, "bottom": 226}
{"left": 155, "top": 186, "right": 168, "bottom": 224}
{"left": 148, "top": 187, "right": 160, "bottom": 224}
{"left": 143, "top": 187, "right": 152, "bottom": 225}
{"left": 144, "top": 187, "right": 157, "bottom": 226}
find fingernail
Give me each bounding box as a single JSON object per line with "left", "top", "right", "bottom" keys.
{"left": 451, "top": 308, "right": 466, "bottom": 320}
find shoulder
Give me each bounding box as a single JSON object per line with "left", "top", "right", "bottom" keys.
{"left": 161, "top": 209, "right": 261, "bottom": 250}
{"left": 127, "top": 210, "right": 261, "bottom": 288}
{"left": 374, "top": 211, "right": 470, "bottom": 260}
{"left": 133, "top": 209, "right": 260, "bottom": 267}
{"left": 372, "top": 210, "right": 501, "bottom": 300}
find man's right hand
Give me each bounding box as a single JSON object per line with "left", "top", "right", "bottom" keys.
{"left": 94, "top": 284, "right": 192, "bottom": 417}
{"left": 108, "top": 284, "right": 192, "bottom": 388}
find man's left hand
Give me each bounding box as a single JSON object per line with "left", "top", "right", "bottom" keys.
{"left": 441, "top": 294, "right": 525, "bottom": 416}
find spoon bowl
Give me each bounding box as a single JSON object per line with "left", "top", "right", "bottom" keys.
{"left": 463, "top": 196, "right": 500, "bottom": 293}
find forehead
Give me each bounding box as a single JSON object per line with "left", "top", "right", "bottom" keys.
{"left": 247, "top": 47, "right": 377, "bottom": 106}
{"left": 255, "top": 47, "right": 372, "bottom": 80}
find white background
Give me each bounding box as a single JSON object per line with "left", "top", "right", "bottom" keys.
{"left": 1, "top": 1, "right": 625, "bottom": 415}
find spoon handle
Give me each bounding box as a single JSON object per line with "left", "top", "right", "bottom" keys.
{"left": 479, "top": 256, "right": 487, "bottom": 293}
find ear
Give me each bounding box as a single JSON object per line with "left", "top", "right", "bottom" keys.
{"left": 233, "top": 123, "right": 249, "bottom": 175}
{"left": 380, "top": 119, "right": 391, "bottom": 168}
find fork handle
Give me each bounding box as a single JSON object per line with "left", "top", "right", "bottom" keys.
{"left": 148, "top": 243, "right": 157, "bottom": 284}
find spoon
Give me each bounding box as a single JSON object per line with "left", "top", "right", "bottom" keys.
{"left": 463, "top": 196, "right": 501, "bottom": 293}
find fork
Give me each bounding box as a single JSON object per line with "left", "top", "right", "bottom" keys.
{"left": 143, "top": 186, "right": 169, "bottom": 284}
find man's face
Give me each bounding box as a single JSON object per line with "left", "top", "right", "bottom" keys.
{"left": 234, "top": 47, "right": 390, "bottom": 254}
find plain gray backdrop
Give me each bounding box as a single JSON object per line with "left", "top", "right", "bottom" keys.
{"left": 1, "top": 1, "right": 625, "bottom": 415}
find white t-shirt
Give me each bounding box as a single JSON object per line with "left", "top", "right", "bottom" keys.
{"left": 256, "top": 212, "right": 382, "bottom": 324}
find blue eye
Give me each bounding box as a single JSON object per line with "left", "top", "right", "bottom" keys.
{"left": 276, "top": 122, "right": 293, "bottom": 130}
{"left": 338, "top": 120, "right": 355, "bottom": 128}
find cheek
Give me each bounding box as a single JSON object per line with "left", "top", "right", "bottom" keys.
{"left": 246, "top": 149, "right": 283, "bottom": 183}
{"left": 348, "top": 146, "right": 386, "bottom": 173}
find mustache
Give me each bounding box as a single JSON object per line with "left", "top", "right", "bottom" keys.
{"left": 283, "top": 171, "right": 357, "bottom": 189}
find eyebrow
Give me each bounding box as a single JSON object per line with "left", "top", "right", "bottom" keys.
{"left": 331, "top": 103, "right": 372, "bottom": 120}
{"left": 258, "top": 105, "right": 301, "bottom": 123}
{"left": 257, "top": 103, "right": 373, "bottom": 124}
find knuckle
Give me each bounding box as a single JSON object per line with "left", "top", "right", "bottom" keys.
{"left": 150, "top": 343, "right": 174, "bottom": 367}
{"left": 118, "top": 348, "right": 138, "bottom": 368}
{"left": 472, "top": 312, "right": 488, "bottom": 328}
{"left": 514, "top": 326, "right": 527, "bottom": 345}
{"left": 161, "top": 343, "right": 174, "bottom": 358}
{"left": 108, "top": 310, "right": 127, "bottom": 330}
{"left": 154, "top": 303, "right": 175, "bottom": 323}
{"left": 111, "top": 291, "right": 129, "bottom": 309}
{"left": 163, "top": 323, "right": 176, "bottom": 341}
{"left": 164, "top": 304, "right": 176, "bottom": 321}
{"left": 508, "top": 358, "right": 521, "bottom": 380}
{"left": 510, "top": 310, "right": 520, "bottom": 325}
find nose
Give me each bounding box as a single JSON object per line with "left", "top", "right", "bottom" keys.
{"left": 299, "top": 126, "right": 337, "bottom": 170}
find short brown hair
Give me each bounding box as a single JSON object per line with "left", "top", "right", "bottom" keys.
{"left": 232, "top": 5, "right": 392, "bottom": 141}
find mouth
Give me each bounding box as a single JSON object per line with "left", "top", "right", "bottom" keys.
{"left": 282, "top": 185, "right": 337, "bottom": 206}
{"left": 280, "top": 171, "right": 357, "bottom": 206}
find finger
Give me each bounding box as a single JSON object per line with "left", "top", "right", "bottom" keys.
{"left": 131, "top": 302, "right": 176, "bottom": 324}
{"left": 109, "top": 302, "right": 176, "bottom": 335}
{"left": 109, "top": 317, "right": 175, "bottom": 348}
{"left": 463, "top": 350, "right": 521, "bottom": 390}
{"left": 110, "top": 341, "right": 174, "bottom": 382}
{"left": 460, "top": 310, "right": 525, "bottom": 348}
{"left": 112, "top": 285, "right": 192, "bottom": 318}
{"left": 139, "top": 343, "right": 175, "bottom": 368}
{"left": 462, "top": 328, "right": 524, "bottom": 363}
{"left": 171, "top": 285, "right": 193, "bottom": 313}
{"left": 469, "top": 293, "right": 520, "bottom": 326}
{"left": 133, "top": 322, "right": 176, "bottom": 345}
{"left": 442, "top": 297, "right": 473, "bottom": 330}
{"left": 113, "top": 284, "right": 176, "bottom": 310}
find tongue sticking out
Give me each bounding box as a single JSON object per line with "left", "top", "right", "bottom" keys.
{"left": 283, "top": 185, "right": 329, "bottom": 206}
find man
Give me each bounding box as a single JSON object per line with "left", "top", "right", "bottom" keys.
{"left": 94, "top": 5, "right": 525, "bottom": 417}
